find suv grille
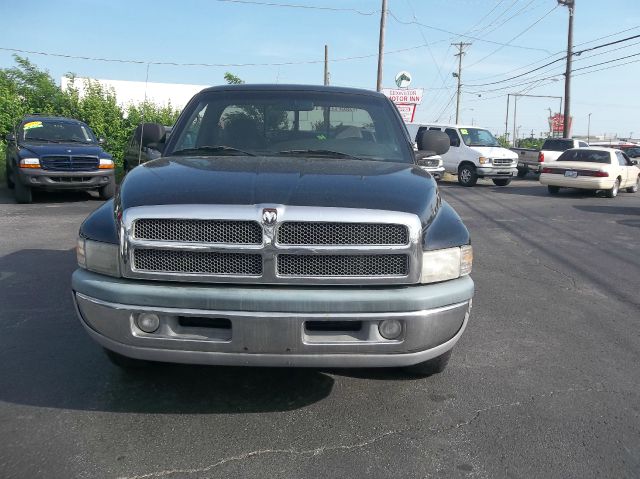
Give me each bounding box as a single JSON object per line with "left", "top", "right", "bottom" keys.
{"left": 277, "top": 222, "right": 408, "bottom": 245}
{"left": 134, "top": 219, "right": 262, "bottom": 244}
{"left": 277, "top": 254, "right": 408, "bottom": 277}
{"left": 40, "top": 155, "right": 99, "bottom": 171}
{"left": 134, "top": 249, "right": 262, "bottom": 275}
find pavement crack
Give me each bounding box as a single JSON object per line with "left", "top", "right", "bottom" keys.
{"left": 118, "top": 429, "right": 404, "bottom": 479}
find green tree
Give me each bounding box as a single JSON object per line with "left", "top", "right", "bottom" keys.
{"left": 224, "top": 72, "right": 244, "bottom": 85}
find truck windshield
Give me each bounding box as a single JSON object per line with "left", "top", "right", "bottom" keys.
{"left": 459, "top": 128, "right": 500, "bottom": 147}
{"left": 542, "top": 139, "right": 574, "bottom": 151}
{"left": 21, "top": 120, "right": 96, "bottom": 143}
{"left": 168, "top": 90, "right": 412, "bottom": 163}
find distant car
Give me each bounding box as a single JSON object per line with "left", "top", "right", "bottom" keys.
{"left": 623, "top": 146, "right": 640, "bottom": 160}
{"left": 513, "top": 138, "right": 589, "bottom": 176}
{"left": 4, "top": 115, "right": 115, "bottom": 203}
{"left": 539, "top": 147, "right": 640, "bottom": 198}
{"left": 123, "top": 126, "right": 172, "bottom": 173}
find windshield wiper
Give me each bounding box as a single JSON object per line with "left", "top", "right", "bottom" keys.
{"left": 172, "top": 145, "right": 256, "bottom": 157}
{"left": 63, "top": 139, "right": 93, "bottom": 144}
{"left": 277, "top": 149, "right": 365, "bottom": 161}
{"left": 26, "top": 138, "right": 61, "bottom": 143}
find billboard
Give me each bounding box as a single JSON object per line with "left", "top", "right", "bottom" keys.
{"left": 549, "top": 113, "right": 572, "bottom": 135}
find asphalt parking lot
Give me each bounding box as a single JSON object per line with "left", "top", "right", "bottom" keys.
{"left": 0, "top": 177, "right": 638, "bottom": 479}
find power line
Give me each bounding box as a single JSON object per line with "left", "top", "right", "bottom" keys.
{"left": 214, "top": 0, "right": 378, "bottom": 15}
{"left": 405, "top": 0, "right": 446, "bottom": 87}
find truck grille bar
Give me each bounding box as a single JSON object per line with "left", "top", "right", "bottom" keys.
{"left": 40, "top": 155, "right": 99, "bottom": 171}
{"left": 121, "top": 205, "right": 422, "bottom": 285}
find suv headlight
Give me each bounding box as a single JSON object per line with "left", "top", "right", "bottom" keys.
{"left": 420, "top": 245, "right": 472, "bottom": 284}
{"left": 77, "top": 237, "right": 121, "bottom": 277}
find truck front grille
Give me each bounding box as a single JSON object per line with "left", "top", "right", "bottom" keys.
{"left": 40, "top": 155, "right": 99, "bottom": 171}
{"left": 277, "top": 254, "right": 408, "bottom": 277}
{"left": 133, "top": 249, "right": 262, "bottom": 275}
{"left": 492, "top": 158, "right": 513, "bottom": 165}
{"left": 277, "top": 222, "right": 408, "bottom": 245}
{"left": 134, "top": 219, "right": 262, "bottom": 244}
{"left": 122, "top": 205, "right": 421, "bottom": 285}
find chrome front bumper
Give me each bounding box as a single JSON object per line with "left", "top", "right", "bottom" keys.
{"left": 476, "top": 166, "right": 518, "bottom": 177}
{"left": 72, "top": 270, "right": 474, "bottom": 368}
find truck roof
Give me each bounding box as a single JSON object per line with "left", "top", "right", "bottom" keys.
{"left": 406, "top": 122, "right": 490, "bottom": 130}
{"left": 200, "top": 83, "right": 386, "bottom": 98}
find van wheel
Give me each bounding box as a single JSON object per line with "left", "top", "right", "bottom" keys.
{"left": 404, "top": 350, "right": 452, "bottom": 377}
{"left": 626, "top": 176, "right": 639, "bottom": 193}
{"left": 458, "top": 165, "right": 477, "bottom": 187}
{"left": 14, "top": 179, "right": 33, "bottom": 203}
{"left": 547, "top": 185, "right": 560, "bottom": 195}
{"left": 605, "top": 178, "right": 620, "bottom": 198}
{"left": 492, "top": 179, "right": 512, "bottom": 186}
{"left": 98, "top": 180, "right": 115, "bottom": 200}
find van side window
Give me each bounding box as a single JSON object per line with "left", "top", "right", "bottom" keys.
{"left": 445, "top": 128, "right": 460, "bottom": 147}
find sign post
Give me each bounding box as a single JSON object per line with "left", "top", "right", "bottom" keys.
{"left": 382, "top": 71, "right": 423, "bottom": 123}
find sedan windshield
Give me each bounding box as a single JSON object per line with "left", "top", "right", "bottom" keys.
{"left": 167, "top": 90, "right": 413, "bottom": 163}
{"left": 21, "top": 120, "right": 96, "bottom": 143}
{"left": 459, "top": 128, "right": 500, "bottom": 147}
{"left": 557, "top": 149, "right": 611, "bottom": 163}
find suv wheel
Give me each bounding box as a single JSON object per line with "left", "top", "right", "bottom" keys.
{"left": 492, "top": 178, "right": 512, "bottom": 187}
{"left": 404, "top": 350, "right": 452, "bottom": 377}
{"left": 626, "top": 176, "right": 639, "bottom": 193}
{"left": 98, "top": 180, "right": 115, "bottom": 200}
{"left": 458, "top": 165, "right": 478, "bottom": 187}
{"left": 14, "top": 178, "right": 33, "bottom": 203}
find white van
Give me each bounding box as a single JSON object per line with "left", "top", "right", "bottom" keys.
{"left": 406, "top": 123, "right": 518, "bottom": 186}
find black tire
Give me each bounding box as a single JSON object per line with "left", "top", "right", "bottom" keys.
{"left": 626, "top": 176, "right": 639, "bottom": 193}
{"left": 404, "top": 349, "right": 452, "bottom": 377}
{"left": 547, "top": 185, "right": 560, "bottom": 195}
{"left": 14, "top": 178, "right": 33, "bottom": 203}
{"left": 516, "top": 167, "right": 528, "bottom": 178}
{"left": 605, "top": 178, "right": 620, "bottom": 198}
{"left": 492, "top": 178, "right": 512, "bottom": 187}
{"left": 5, "top": 162, "right": 15, "bottom": 189}
{"left": 104, "top": 348, "right": 153, "bottom": 370}
{"left": 458, "top": 164, "right": 478, "bottom": 187}
{"left": 98, "top": 180, "right": 115, "bottom": 200}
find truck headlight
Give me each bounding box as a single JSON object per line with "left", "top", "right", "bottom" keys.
{"left": 420, "top": 245, "right": 473, "bottom": 284}
{"left": 77, "top": 237, "right": 121, "bottom": 277}
{"left": 99, "top": 158, "right": 115, "bottom": 169}
{"left": 19, "top": 158, "right": 41, "bottom": 168}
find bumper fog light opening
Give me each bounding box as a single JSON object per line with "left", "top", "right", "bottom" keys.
{"left": 136, "top": 313, "right": 160, "bottom": 333}
{"left": 378, "top": 319, "right": 403, "bottom": 340}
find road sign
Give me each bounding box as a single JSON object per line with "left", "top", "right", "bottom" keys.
{"left": 395, "top": 71, "right": 412, "bottom": 88}
{"left": 549, "top": 113, "right": 572, "bottom": 135}
{"left": 382, "top": 88, "right": 424, "bottom": 105}
{"left": 395, "top": 104, "right": 417, "bottom": 123}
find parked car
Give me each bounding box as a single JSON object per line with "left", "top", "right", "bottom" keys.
{"left": 72, "top": 84, "right": 474, "bottom": 376}
{"left": 123, "top": 126, "right": 172, "bottom": 173}
{"left": 539, "top": 147, "right": 639, "bottom": 197}
{"left": 4, "top": 115, "right": 115, "bottom": 203}
{"left": 407, "top": 123, "right": 518, "bottom": 186}
{"left": 512, "top": 138, "right": 588, "bottom": 176}
{"left": 622, "top": 146, "right": 640, "bottom": 161}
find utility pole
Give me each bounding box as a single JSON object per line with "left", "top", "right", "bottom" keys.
{"left": 452, "top": 42, "right": 471, "bottom": 124}
{"left": 587, "top": 113, "right": 592, "bottom": 143}
{"left": 324, "top": 45, "right": 329, "bottom": 86}
{"left": 512, "top": 95, "right": 518, "bottom": 147}
{"left": 376, "top": 0, "right": 387, "bottom": 92}
{"left": 558, "top": 0, "right": 575, "bottom": 138}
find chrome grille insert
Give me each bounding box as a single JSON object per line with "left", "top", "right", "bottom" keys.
{"left": 278, "top": 254, "right": 408, "bottom": 277}
{"left": 277, "top": 222, "right": 408, "bottom": 245}
{"left": 134, "top": 249, "right": 262, "bottom": 275}
{"left": 492, "top": 158, "right": 513, "bottom": 165}
{"left": 134, "top": 219, "right": 262, "bottom": 244}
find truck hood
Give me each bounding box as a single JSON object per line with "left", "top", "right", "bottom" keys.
{"left": 19, "top": 142, "right": 108, "bottom": 158}
{"left": 468, "top": 146, "right": 517, "bottom": 160}
{"left": 119, "top": 156, "right": 439, "bottom": 222}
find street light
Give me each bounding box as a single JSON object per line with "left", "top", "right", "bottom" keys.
{"left": 587, "top": 113, "right": 592, "bottom": 144}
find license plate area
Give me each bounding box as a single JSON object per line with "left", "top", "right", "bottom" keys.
{"left": 564, "top": 170, "right": 578, "bottom": 178}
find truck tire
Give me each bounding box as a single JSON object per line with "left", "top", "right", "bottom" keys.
{"left": 517, "top": 167, "right": 528, "bottom": 178}
{"left": 404, "top": 350, "right": 452, "bottom": 377}
{"left": 547, "top": 185, "right": 560, "bottom": 195}
{"left": 104, "top": 348, "right": 153, "bottom": 370}
{"left": 626, "top": 176, "right": 639, "bottom": 193}
{"left": 492, "top": 178, "right": 512, "bottom": 187}
{"left": 14, "top": 178, "right": 33, "bottom": 203}
{"left": 605, "top": 178, "right": 620, "bottom": 198}
{"left": 98, "top": 180, "right": 115, "bottom": 200}
{"left": 458, "top": 164, "right": 478, "bottom": 187}
{"left": 5, "top": 162, "right": 14, "bottom": 189}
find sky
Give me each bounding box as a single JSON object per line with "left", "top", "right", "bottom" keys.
{"left": 1, "top": 0, "right": 639, "bottom": 140}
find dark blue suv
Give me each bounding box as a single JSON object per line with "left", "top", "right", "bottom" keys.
{"left": 5, "top": 115, "right": 115, "bottom": 203}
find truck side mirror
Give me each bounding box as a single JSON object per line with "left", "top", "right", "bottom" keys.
{"left": 417, "top": 130, "right": 450, "bottom": 155}
{"left": 5, "top": 133, "right": 15, "bottom": 143}
{"left": 135, "top": 123, "right": 166, "bottom": 149}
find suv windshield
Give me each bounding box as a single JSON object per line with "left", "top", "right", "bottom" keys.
{"left": 558, "top": 149, "right": 611, "bottom": 163}
{"left": 542, "top": 139, "right": 574, "bottom": 151}
{"left": 168, "top": 90, "right": 412, "bottom": 163}
{"left": 459, "top": 128, "right": 500, "bottom": 147}
{"left": 21, "top": 120, "right": 96, "bottom": 143}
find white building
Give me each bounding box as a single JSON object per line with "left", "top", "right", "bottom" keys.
{"left": 60, "top": 77, "right": 210, "bottom": 111}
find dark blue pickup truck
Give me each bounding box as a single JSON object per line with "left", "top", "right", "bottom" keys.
{"left": 5, "top": 115, "right": 115, "bottom": 203}
{"left": 72, "top": 85, "right": 474, "bottom": 377}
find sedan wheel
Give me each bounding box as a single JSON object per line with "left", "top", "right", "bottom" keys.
{"left": 605, "top": 178, "right": 620, "bottom": 198}
{"left": 626, "top": 176, "right": 639, "bottom": 193}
